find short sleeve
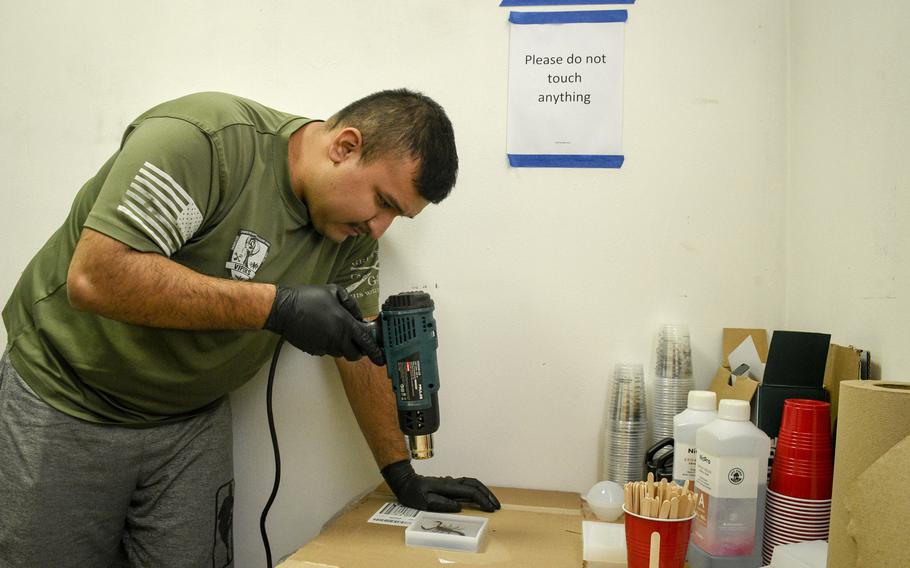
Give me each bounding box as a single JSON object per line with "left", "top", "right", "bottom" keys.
{"left": 332, "top": 237, "right": 380, "bottom": 317}
{"left": 84, "top": 117, "right": 213, "bottom": 257}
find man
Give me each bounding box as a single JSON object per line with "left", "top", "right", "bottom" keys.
{"left": 0, "top": 90, "right": 500, "bottom": 567}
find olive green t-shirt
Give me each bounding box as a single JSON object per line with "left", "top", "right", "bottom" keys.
{"left": 2, "top": 92, "right": 380, "bottom": 425}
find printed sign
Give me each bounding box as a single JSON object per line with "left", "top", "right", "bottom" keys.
{"left": 507, "top": 10, "right": 626, "bottom": 167}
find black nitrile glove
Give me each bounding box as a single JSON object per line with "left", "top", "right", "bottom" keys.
{"left": 381, "top": 460, "right": 502, "bottom": 513}
{"left": 264, "top": 284, "right": 383, "bottom": 364}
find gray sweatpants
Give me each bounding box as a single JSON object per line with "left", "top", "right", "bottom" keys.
{"left": 0, "top": 351, "right": 235, "bottom": 568}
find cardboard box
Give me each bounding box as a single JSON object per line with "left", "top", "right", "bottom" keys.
{"left": 279, "top": 485, "right": 583, "bottom": 568}
{"left": 721, "top": 328, "right": 769, "bottom": 371}
{"left": 708, "top": 367, "right": 759, "bottom": 408}
{"left": 708, "top": 328, "right": 767, "bottom": 408}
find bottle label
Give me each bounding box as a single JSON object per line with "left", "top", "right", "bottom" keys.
{"left": 673, "top": 442, "right": 698, "bottom": 481}
{"left": 694, "top": 451, "right": 759, "bottom": 499}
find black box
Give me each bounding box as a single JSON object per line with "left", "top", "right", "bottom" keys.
{"left": 754, "top": 331, "right": 831, "bottom": 478}
{"left": 762, "top": 330, "right": 831, "bottom": 389}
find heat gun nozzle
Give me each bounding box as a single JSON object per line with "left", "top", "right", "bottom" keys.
{"left": 408, "top": 434, "right": 434, "bottom": 460}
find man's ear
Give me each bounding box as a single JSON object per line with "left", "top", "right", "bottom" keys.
{"left": 328, "top": 127, "right": 363, "bottom": 164}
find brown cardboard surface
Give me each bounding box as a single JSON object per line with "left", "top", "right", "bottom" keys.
{"left": 708, "top": 367, "right": 758, "bottom": 406}
{"left": 822, "top": 344, "right": 864, "bottom": 431}
{"left": 721, "top": 328, "right": 769, "bottom": 369}
{"left": 828, "top": 381, "right": 910, "bottom": 568}
{"left": 280, "top": 486, "right": 583, "bottom": 568}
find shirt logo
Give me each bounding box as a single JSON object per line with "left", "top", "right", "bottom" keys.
{"left": 226, "top": 230, "right": 271, "bottom": 280}
{"left": 346, "top": 249, "right": 379, "bottom": 299}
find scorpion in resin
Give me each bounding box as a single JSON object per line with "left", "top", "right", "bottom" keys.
{"left": 420, "top": 520, "right": 466, "bottom": 536}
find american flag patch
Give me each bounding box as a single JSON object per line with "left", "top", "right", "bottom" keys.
{"left": 117, "top": 161, "right": 203, "bottom": 256}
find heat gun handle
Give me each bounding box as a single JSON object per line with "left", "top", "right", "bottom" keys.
{"left": 364, "top": 320, "right": 386, "bottom": 366}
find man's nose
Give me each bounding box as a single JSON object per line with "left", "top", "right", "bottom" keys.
{"left": 366, "top": 211, "right": 395, "bottom": 239}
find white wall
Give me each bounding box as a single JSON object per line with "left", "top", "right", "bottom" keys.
{"left": 786, "top": 0, "right": 910, "bottom": 378}
{"left": 0, "top": 1, "right": 800, "bottom": 566}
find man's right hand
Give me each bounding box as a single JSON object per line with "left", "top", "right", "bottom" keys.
{"left": 264, "top": 284, "right": 383, "bottom": 364}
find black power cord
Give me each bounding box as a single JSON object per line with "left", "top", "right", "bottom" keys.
{"left": 260, "top": 338, "right": 285, "bottom": 568}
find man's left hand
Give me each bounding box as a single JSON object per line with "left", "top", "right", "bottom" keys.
{"left": 381, "top": 460, "right": 501, "bottom": 513}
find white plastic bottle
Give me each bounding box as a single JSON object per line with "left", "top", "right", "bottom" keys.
{"left": 688, "top": 399, "right": 770, "bottom": 568}
{"left": 672, "top": 390, "right": 717, "bottom": 486}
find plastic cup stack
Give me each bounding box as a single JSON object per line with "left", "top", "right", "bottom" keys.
{"left": 651, "top": 324, "right": 694, "bottom": 444}
{"left": 603, "top": 363, "right": 649, "bottom": 484}
{"left": 761, "top": 399, "right": 834, "bottom": 565}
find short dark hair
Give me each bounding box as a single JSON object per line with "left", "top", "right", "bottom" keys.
{"left": 325, "top": 89, "right": 457, "bottom": 204}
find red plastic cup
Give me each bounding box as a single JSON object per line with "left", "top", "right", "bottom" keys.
{"left": 770, "top": 399, "right": 834, "bottom": 500}
{"left": 777, "top": 399, "right": 833, "bottom": 452}
{"left": 764, "top": 400, "right": 834, "bottom": 563}
{"left": 623, "top": 506, "right": 694, "bottom": 568}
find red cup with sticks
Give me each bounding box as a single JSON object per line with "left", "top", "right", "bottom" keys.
{"left": 623, "top": 474, "right": 696, "bottom": 568}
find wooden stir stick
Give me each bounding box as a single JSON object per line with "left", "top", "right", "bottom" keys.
{"left": 649, "top": 532, "right": 660, "bottom": 568}
{"left": 623, "top": 472, "right": 697, "bottom": 519}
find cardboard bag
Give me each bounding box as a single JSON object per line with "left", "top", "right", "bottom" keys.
{"left": 828, "top": 381, "right": 910, "bottom": 568}
{"left": 823, "top": 344, "right": 864, "bottom": 432}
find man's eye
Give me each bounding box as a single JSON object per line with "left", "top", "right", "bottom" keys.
{"left": 378, "top": 196, "right": 391, "bottom": 209}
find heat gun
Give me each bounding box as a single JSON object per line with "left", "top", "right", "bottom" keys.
{"left": 366, "top": 291, "right": 440, "bottom": 460}
{"left": 261, "top": 289, "right": 443, "bottom": 566}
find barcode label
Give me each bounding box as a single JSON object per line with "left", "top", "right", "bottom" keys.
{"left": 368, "top": 502, "right": 420, "bottom": 526}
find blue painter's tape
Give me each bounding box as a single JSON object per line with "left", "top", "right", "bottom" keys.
{"left": 507, "top": 154, "right": 624, "bottom": 168}
{"left": 508, "top": 9, "right": 628, "bottom": 24}
{"left": 501, "top": 0, "right": 634, "bottom": 6}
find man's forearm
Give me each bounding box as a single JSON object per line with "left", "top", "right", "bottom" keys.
{"left": 335, "top": 357, "right": 410, "bottom": 469}
{"left": 67, "top": 228, "right": 276, "bottom": 329}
